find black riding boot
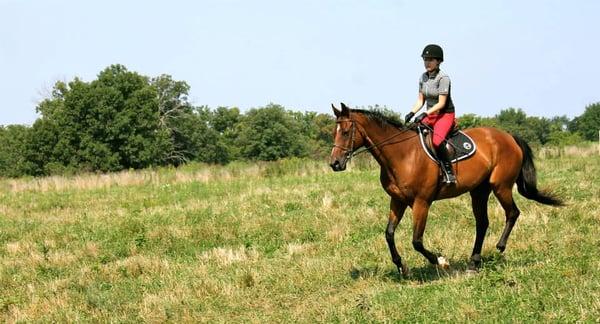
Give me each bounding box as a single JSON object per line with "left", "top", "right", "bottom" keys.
{"left": 436, "top": 145, "right": 456, "bottom": 184}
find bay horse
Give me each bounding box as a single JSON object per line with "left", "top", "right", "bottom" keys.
{"left": 329, "top": 103, "right": 563, "bottom": 276}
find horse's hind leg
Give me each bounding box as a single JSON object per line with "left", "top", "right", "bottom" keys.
{"left": 493, "top": 185, "right": 521, "bottom": 252}
{"left": 469, "top": 183, "right": 491, "bottom": 271}
{"left": 386, "top": 198, "right": 408, "bottom": 276}
{"left": 411, "top": 199, "right": 448, "bottom": 268}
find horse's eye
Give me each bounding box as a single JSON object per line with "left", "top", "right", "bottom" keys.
{"left": 342, "top": 131, "right": 349, "bottom": 137}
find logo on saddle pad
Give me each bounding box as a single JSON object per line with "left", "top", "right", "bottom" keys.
{"left": 418, "top": 126, "right": 477, "bottom": 164}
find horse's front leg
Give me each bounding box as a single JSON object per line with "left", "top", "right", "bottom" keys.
{"left": 411, "top": 199, "right": 449, "bottom": 268}
{"left": 386, "top": 198, "right": 408, "bottom": 276}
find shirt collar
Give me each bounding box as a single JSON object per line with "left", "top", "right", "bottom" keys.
{"left": 427, "top": 69, "right": 440, "bottom": 79}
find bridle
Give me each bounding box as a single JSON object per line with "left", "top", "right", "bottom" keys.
{"left": 332, "top": 118, "right": 417, "bottom": 164}
{"left": 332, "top": 119, "right": 358, "bottom": 162}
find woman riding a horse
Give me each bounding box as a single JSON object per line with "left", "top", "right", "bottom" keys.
{"left": 329, "top": 101, "right": 562, "bottom": 275}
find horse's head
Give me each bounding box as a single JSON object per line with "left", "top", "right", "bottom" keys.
{"left": 330, "top": 103, "right": 367, "bottom": 171}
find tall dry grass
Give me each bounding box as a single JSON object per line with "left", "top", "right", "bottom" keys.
{"left": 0, "top": 150, "right": 598, "bottom": 322}
{"left": 0, "top": 158, "right": 334, "bottom": 193}
{"left": 538, "top": 142, "right": 599, "bottom": 159}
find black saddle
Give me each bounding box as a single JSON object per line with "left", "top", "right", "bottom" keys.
{"left": 417, "top": 126, "right": 477, "bottom": 163}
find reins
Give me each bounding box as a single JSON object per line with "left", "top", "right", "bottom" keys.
{"left": 351, "top": 128, "right": 416, "bottom": 157}
{"left": 333, "top": 119, "right": 418, "bottom": 163}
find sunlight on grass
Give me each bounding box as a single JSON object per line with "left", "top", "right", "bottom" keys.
{"left": 1, "top": 154, "right": 599, "bottom": 322}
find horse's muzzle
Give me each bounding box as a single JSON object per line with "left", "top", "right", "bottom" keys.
{"left": 330, "top": 158, "right": 347, "bottom": 172}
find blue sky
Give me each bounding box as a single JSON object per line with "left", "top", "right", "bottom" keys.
{"left": 1, "top": 0, "right": 598, "bottom": 125}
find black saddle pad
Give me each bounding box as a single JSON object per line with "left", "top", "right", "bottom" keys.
{"left": 418, "top": 126, "right": 477, "bottom": 164}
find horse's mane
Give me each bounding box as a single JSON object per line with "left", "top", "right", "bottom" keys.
{"left": 350, "top": 108, "right": 414, "bottom": 130}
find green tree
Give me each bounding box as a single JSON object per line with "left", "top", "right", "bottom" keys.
{"left": 547, "top": 130, "right": 582, "bottom": 146}
{"left": 494, "top": 108, "right": 540, "bottom": 144}
{"left": 457, "top": 113, "right": 483, "bottom": 129}
{"left": 20, "top": 118, "right": 63, "bottom": 176}
{"left": 0, "top": 125, "right": 31, "bottom": 177}
{"left": 525, "top": 116, "right": 552, "bottom": 144}
{"left": 544, "top": 115, "right": 580, "bottom": 146}
{"left": 236, "top": 104, "right": 307, "bottom": 161}
{"left": 296, "top": 111, "right": 334, "bottom": 159}
{"left": 32, "top": 65, "right": 189, "bottom": 174}
{"left": 571, "top": 102, "right": 600, "bottom": 141}
{"left": 208, "top": 106, "right": 242, "bottom": 162}
{"left": 177, "top": 107, "right": 230, "bottom": 164}
{"left": 211, "top": 106, "right": 241, "bottom": 134}
{"left": 152, "top": 74, "right": 195, "bottom": 165}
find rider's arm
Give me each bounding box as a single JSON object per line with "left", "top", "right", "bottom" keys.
{"left": 426, "top": 94, "right": 447, "bottom": 115}
{"left": 410, "top": 92, "right": 425, "bottom": 113}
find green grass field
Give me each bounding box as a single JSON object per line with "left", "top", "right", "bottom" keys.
{"left": 1, "top": 152, "right": 599, "bottom": 322}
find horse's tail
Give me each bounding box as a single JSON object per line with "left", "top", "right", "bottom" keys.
{"left": 512, "top": 135, "right": 564, "bottom": 206}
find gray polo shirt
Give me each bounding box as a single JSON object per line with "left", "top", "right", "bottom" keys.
{"left": 419, "top": 70, "right": 455, "bottom": 113}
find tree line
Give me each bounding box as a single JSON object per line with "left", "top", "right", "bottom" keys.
{"left": 0, "top": 65, "right": 598, "bottom": 178}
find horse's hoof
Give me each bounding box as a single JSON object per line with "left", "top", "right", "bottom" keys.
{"left": 496, "top": 244, "right": 506, "bottom": 253}
{"left": 437, "top": 256, "right": 450, "bottom": 269}
{"left": 467, "top": 263, "right": 480, "bottom": 273}
{"left": 398, "top": 264, "right": 410, "bottom": 277}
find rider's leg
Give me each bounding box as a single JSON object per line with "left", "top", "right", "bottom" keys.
{"left": 432, "top": 113, "right": 456, "bottom": 183}
{"left": 436, "top": 144, "right": 456, "bottom": 183}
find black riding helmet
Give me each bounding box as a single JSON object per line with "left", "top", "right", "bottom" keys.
{"left": 421, "top": 44, "right": 444, "bottom": 62}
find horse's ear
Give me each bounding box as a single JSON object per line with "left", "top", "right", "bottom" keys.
{"left": 340, "top": 102, "right": 350, "bottom": 116}
{"left": 331, "top": 103, "right": 341, "bottom": 117}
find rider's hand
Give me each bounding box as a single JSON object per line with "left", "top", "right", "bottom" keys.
{"left": 414, "top": 112, "right": 428, "bottom": 123}
{"left": 404, "top": 111, "right": 415, "bottom": 124}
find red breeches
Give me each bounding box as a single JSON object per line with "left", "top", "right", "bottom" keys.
{"left": 422, "top": 112, "right": 456, "bottom": 148}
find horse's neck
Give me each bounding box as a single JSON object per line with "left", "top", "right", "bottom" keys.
{"left": 362, "top": 123, "right": 417, "bottom": 168}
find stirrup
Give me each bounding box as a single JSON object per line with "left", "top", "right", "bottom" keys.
{"left": 443, "top": 171, "right": 456, "bottom": 184}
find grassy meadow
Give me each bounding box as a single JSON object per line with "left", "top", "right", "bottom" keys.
{"left": 1, "top": 146, "right": 599, "bottom": 322}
